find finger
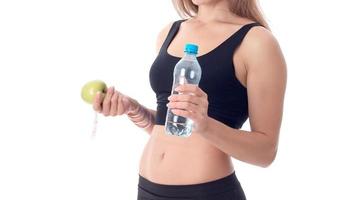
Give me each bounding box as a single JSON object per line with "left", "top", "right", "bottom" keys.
{"left": 93, "top": 91, "right": 103, "bottom": 112}
{"left": 167, "top": 101, "right": 199, "bottom": 113}
{"left": 109, "top": 91, "right": 119, "bottom": 116}
{"left": 175, "top": 84, "right": 206, "bottom": 97}
{"left": 168, "top": 94, "right": 201, "bottom": 105}
{"left": 102, "top": 86, "right": 114, "bottom": 116}
{"left": 171, "top": 108, "right": 196, "bottom": 121}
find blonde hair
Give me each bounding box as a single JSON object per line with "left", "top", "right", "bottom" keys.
{"left": 172, "top": 0, "right": 270, "bottom": 30}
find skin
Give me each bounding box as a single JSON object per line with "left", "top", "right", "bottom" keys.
{"left": 93, "top": 0, "right": 287, "bottom": 184}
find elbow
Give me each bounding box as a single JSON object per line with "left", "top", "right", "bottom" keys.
{"left": 258, "top": 155, "right": 275, "bottom": 168}
{"left": 259, "top": 147, "right": 278, "bottom": 168}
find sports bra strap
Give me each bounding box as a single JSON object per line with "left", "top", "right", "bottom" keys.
{"left": 221, "top": 22, "right": 264, "bottom": 53}
{"left": 159, "top": 19, "right": 186, "bottom": 53}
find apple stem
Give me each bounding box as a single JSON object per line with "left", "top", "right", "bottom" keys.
{"left": 91, "top": 111, "right": 98, "bottom": 139}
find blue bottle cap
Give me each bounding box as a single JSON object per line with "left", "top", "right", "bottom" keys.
{"left": 184, "top": 43, "right": 198, "bottom": 54}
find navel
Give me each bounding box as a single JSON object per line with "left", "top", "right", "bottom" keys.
{"left": 160, "top": 152, "right": 166, "bottom": 160}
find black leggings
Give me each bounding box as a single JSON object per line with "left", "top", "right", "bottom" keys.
{"left": 137, "top": 171, "right": 246, "bottom": 200}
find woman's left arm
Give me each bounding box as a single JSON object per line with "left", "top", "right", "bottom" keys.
{"left": 168, "top": 27, "right": 287, "bottom": 168}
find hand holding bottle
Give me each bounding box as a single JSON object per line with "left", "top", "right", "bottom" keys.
{"left": 167, "top": 84, "right": 210, "bottom": 134}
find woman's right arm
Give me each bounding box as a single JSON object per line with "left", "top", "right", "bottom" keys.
{"left": 92, "top": 22, "right": 173, "bottom": 135}
{"left": 93, "top": 86, "right": 156, "bottom": 135}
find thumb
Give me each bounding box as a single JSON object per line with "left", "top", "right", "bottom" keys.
{"left": 96, "top": 91, "right": 105, "bottom": 103}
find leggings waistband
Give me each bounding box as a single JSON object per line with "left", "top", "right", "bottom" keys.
{"left": 138, "top": 171, "right": 241, "bottom": 197}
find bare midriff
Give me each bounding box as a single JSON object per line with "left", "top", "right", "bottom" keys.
{"left": 138, "top": 124, "right": 234, "bottom": 185}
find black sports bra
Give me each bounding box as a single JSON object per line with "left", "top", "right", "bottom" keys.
{"left": 149, "top": 19, "right": 263, "bottom": 129}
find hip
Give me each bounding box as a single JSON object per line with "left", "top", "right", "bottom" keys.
{"left": 137, "top": 170, "right": 246, "bottom": 200}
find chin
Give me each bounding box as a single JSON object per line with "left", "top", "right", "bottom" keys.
{"left": 192, "top": 0, "right": 221, "bottom": 6}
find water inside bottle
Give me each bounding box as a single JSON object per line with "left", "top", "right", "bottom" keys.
{"left": 166, "top": 108, "right": 194, "bottom": 137}
{"left": 165, "top": 68, "right": 197, "bottom": 137}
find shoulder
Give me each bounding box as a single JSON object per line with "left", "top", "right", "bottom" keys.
{"left": 237, "top": 25, "right": 285, "bottom": 72}
{"left": 155, "top": 21, "right": 176, "bottom": 54}
{"left": 233, "top": 24, "right": 286, "bottom": 88}
{"left": 243, "top": 25, "right": 279, "bottom": 54}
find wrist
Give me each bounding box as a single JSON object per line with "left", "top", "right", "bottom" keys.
{"left": 124, "top": 97, "right": 140, "bottom": 115}
{"left": 199, "top": 116, "right": 215, "bottom": 137}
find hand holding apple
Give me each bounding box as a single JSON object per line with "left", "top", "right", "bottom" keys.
{"left": 94, "top": 86, "right": 139, "bottom": 117}
{"left": 81, "top": 80, "right": 136, "bottom": 117}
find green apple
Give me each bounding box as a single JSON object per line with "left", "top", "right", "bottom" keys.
{"left": 81, "top": 80, "right": 107, "bottom": 104}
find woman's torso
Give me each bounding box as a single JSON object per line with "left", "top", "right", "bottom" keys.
{"left": 139, "top": 18, "right": 259, "bottom": 185}
{"left": 139, "top": 125, "right": 234, "bottom": 185}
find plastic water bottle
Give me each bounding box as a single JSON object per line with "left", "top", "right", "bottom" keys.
{"left": 165, "top": 43, "right": 202, "bottom": 137}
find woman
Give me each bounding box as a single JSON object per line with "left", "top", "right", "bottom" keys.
{"left": 93, "top": 0, "right": 287, "bottom": 199}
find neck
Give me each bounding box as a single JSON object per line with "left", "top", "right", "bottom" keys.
{"left": 195, "top": 1, "right": 235, "bottom": 23}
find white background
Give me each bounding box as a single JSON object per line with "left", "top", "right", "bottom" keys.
{"left": 1, "top": 0, "right": 359, "bottom": 199}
